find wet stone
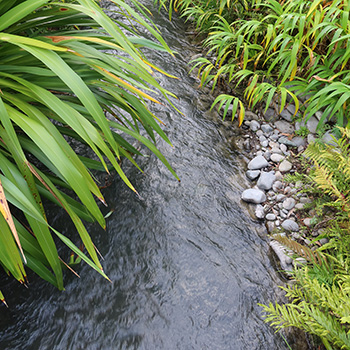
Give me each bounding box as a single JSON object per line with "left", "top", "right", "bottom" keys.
{"left": 280, "top": 144, "right": 288, "bottom": 154}
{"left": 266, "top": 213, "right": 276, "bottom": 221}
{"left": 276, "top": 194, "right": 286, "bottom": 202}
{"left": 279, "top": 160, "right": 292, "bottom": 172}
{"left": 255, "top": 204, "right": 265, "bottom": 219}
{"left": 270, "top": 153, "right": 285, "bottom": 163}
{"left": 278, "top": 136, "right": 297, "bottom": 147}
{"left": 275, "top": 171, "right": 283, "bottom": 181}
{"left": 266, "top": 221, "right": 275, "bottom": 232}
{"left": 303, "top": 218, "right": 312, "bottom": 227}
{"left": 280, "top": 107, "right": 293, "bottom": 122}
{"left": 250, "top": 120, "right": 260, "bottom": 132}
{"left": 295, "top": 203, "right": 305, "bottom": 210}
{"left": 261, "top": 124, "right": 273, "bottom": 134}
{"left": 256, "top": 130, "right": 264, "bottom": 137}
{"left": 306, "top": 116, "right": 319, "bottom": 134}
{"left": 241, "top": 189, "right": 266, "bottom": 204}
{"left": 248, "top": 155, "right": 269, "bottom": 170}
{"left": 257, "top": 171, "right": 276, "bottom": 191}
{"left": 264, "top": 151, "right": 271, "bottom": 161}
{"left": 272, "top": 180, "right": 283, "bottom": 192}
{"left": 246, "top": 170, "right": 260, "bottom": 180}
{"left": 283, "top": 197, "right": 296, "bottom": 210}
{"left": 282, "top": 219, "right": 299, "bottom": 232}
{"left": 291, "top": 136, "right": 306, "bottom": 147}
{"left": 275, "top": 120, "right": 295, "bottom": 134}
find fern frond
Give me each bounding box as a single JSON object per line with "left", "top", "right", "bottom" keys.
{"left": 274, "top": 235, "right": 323, "bottom": 265}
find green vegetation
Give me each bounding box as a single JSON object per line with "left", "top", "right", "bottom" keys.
{"left": 260, "top": 128, "right": 350, "bottom": 349}
{"left": 156, "top": 0, "right": 350, "bottom": 130}
{"left": 155, "top": 0, "right": 350, "bottom": 348}
{"left": 0, "top": 0, "right": 178, "bottom": 303}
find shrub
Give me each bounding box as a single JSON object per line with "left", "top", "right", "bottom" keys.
{"left": 157, "top": 0, "right": 350, "bottom": 129}
{"left": 0, "top": 0, "right": 178, "bottom": 303}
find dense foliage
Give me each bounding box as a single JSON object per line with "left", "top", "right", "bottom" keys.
{"left": 0, "top": 0, "right": 178, "bottom": 303}
{"left": 156, "top": 0, "right": 350, "bottom": 130}
{"left": 260, "top": 128, "right": 350, "bottom": 349}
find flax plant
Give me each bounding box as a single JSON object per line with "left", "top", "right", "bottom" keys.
{"left": 0, "top": 0, "right": 179, "bottom": 303}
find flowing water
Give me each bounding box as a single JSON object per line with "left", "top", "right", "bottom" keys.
{"left": 0, "top": 2, "right": 298, "bottom": 349}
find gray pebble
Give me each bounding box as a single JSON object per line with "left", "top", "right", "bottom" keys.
{"left": 283, "top": 197, "right": 296, "bottom": 210}
{"left": 292, "top": 136, "right": 306, "bottom": 147}
{"left": 266, "top": 221, "right": 275, "bottom": 232}
{"left": 271, "top": 146, "right": 282, "bottom": 155}
{"left": 241, "top": 189, "right": 267, "bottom": 204}
{"left": 280, "top": 144, "right": 288, "bottom": 153}
{"left": 275, "top": 171, "right": 283, "bottom": 181}
{"left": 255, "top": 204, "right": 265, "bottom": 219}
{"left": 246, "top": 170, "right": 261, "bottom": 180}
{"left": 280, "top": 107, "right": 293, "bottom": 122}
{"left": 256, "top": 130, "right": 264, "bottom": 137}
{"left": 276, "top": 194, "right": 286, "bottom": 202}
{"left": 273, "top": 180, "right": 283, "bottom": 191}
{"left": 275, "top": 120, "right": 295, "bottom": 134}
{"left": 319, "top": 238, "right": 329, "bottom": 245}
{"left": 322, "top": 131, "right": 338, "bottom": 146}
{"left": 284, "top": 186, "right": 292, "bottom": 194}
{"left": 303, "top": 218, "right": 312, "bottom": 227}
{"left": 261, "top": 124, "right": 273, "bottom": 134}
{"left": 280, "top": 210, "right": 287, "bottom": 219}
{"left": 278, "top": 136, "right": 297, "bottom": 147}
{"left": 266, "top": 213, "right": 276, "bottom": 221}
{"left": 264, "top": 151, "right": 271, "bottom": 161}
{"left": 257, "top": 171, "right": 276, "bottom": 190}
{"left": 250, "top": 120, "right": 260, "bottom": 132}
{"left": 248, "top": 155, "right": 269, "bottom": 170}
{"left": 279, "top": 160, "right": 292, "bottom": 172}
{"left": 282, "top": 219, "right": 299, "bottom": 232}
{"left": 306, "top": 116, "right": 319, "bottom": 134}
{"left": 270, "top": 153, "right": 285, "bottom": 163}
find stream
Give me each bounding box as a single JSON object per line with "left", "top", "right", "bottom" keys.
{"left": 0, "top": 2, "right": 298, "bottom": 349}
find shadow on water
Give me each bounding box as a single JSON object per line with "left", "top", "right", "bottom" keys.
{"left": 0, "top": 2, "right": 305, "bottom": 349}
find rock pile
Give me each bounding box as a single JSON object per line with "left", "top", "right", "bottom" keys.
{"left": 239, "top": 105, "right": 335, "bottom": 272}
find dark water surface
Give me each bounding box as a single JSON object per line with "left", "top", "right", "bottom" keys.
{"left": 0, "top": 2, "right": 291, "bottom": 349}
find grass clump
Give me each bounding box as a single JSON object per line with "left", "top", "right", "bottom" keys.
{"left": 156, "top": 0, "right": 350, "bottom": 130}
